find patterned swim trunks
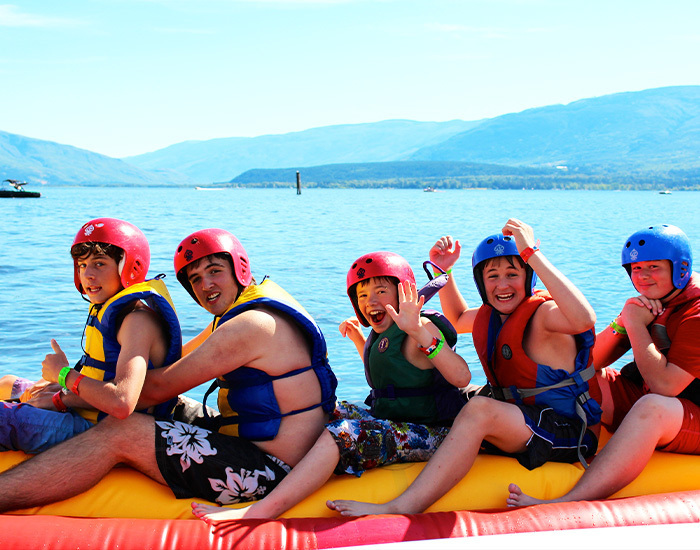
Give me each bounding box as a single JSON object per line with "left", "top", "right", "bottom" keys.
{"left": 326, "top": 401, "right": 450, "bottom": 476}
{"left": 154, "top": 420, "right": 291, "bottom": 504}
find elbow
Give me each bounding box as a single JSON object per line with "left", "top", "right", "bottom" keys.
{"left": 107, "top": 399, "right": 137, "bottom": 420}
{"left": 571, "top": 310, "right": 596, "bottom": 334}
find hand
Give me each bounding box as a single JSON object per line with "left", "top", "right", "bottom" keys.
{"left": 430, "top": 236, "right": 461, "bottom": 272}
{"left": 501, "top": 219, "right": 536, "bottom": 254}
{"left": 41, "top": 339, "right": 69, "bottom": 384}
{"left": 385, "top": 280, "right": 424, "bottom": 335}
{"left": 25, "top": 391, "right": 60, "bottom": 411}
{"left": 19, "top": 379, "right": 60, "bottom": 403}
{"left": 620, "top": 295, "right": 663, "bottom": 328}
{"left": 339, "top": 317, "right": 365, "bottom": 347}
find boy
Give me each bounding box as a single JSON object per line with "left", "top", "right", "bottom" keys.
{"left": 0, "top": 228, "right": 337, "bottom": 512}
{"left": 0, "top": 217, "right": 181, "bottom": 453}
{"left": 191, "top": 251, "right": 471, "bottom": 522}
{"left": 508, "top": 224, "right": 700, "bottom": 506}
{"left": 329, "top": 218, "right": 602, "bottom": 516}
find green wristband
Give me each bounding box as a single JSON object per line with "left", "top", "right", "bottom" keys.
{"left": 427, "top": 338, "right": 445, "bottom": 360}
{"left": 57, "top": 366, "right": 71, "bottom": 389}
{"left": 610, "top": 319, "right": 627, "bottom": 335}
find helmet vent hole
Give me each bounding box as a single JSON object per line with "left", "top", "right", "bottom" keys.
{"left": 486, "top": 238, "right": 494, "bottom": 244}
{"left": 365, "top": 258, "right": 373, "bottom": 264}
{"left": 351, "top": 262, "right": 357, "bottom": 269}
{"left": 504, "top": 236, "right": 511, "bottom": 241}
{"left": 639, "top": 239, "right": 646, "bottom": 246}
{"left": 191, "top": 238, "right": 199, "bottom": 244}
{"left": 177, "top": 246, "right": 182, "bottom": 252}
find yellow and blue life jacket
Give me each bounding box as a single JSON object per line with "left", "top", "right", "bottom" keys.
{"left": 76, "top": 277, "right": 182, "bottom": 423}
{"left": 202, "top": 279, "right": 337, "bottom": 441}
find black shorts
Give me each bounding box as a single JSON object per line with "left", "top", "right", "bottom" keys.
{"left": 482, "top": 404, "right": 598, "bottom": 470}
{"left": 154, "top": 420, "right": 291, "bottom": 504}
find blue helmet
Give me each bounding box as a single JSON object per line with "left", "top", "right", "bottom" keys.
{"left": 472, "top": 234, "right": 537, "bottom": 304}
{"left": 622, "top": 224, "right": 692, "bottom": 290}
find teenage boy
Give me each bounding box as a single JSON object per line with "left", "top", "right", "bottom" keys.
{"left": 0, "top": 228, "right": 336, "bottom": 512}
{"left": 508, "top": 224, "right": 700, "bottom": 507}
{"left": 0, "top": 218, "right": 181, "bottom": 453}
{"left": 329, "top": 218, "right": 602, "bottom": 516}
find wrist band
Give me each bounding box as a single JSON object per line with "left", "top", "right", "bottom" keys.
{"left": 520, "top": 246, "right": 540, "bottom": 264}
{"left": 418, "top": 336, "right": 440, "bottom": 356}
{"left": 52, "top": 391, "right": 68, "bottom": 413}
{"left": 610, "top": 319, "right": 627, "bottom": 335}
{"left": 57, "top": 366, "right": 71, "bottom": 389}
{"left": 427, "top": 338, "right": 445, "bottom": 359}
{"left": 433, "top": 268, "right": 453, "bottom": 276}
{"left": 72, "top": 373, "right": 86, "bottom": 396}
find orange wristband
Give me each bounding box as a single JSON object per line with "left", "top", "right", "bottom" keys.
{"left": 72, "top": 373, "right": 86, "bottom": 396}
{"left": 520, "top": 246, "right": 539, "bottom": 263}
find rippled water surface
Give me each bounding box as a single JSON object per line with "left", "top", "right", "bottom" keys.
{"left": 1, "top": 187, "right": 697, "bottom": 404}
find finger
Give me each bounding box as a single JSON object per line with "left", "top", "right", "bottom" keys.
{"left": 50, "top": 339, "right": 63, "bottom": 354}
{"left": 338, "top": 322, "right": 347, "bottom": 337}
{"left": 385, "top": 303, "right": 398, "bottom": 320}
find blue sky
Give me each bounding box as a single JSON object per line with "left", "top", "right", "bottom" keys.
{"left": 1, "top": 0, "right": 699, "bottom": 158}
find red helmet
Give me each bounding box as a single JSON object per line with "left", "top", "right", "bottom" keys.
{"left": 347, "top": 251, "right": 415, "bottom": 327}
{"left": 72, "top": 218, "right": 150, "bottom": 294}
{"left": 174, "top": 229, "right": 252, "bottom": 302}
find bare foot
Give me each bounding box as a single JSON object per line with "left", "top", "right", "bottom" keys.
{"left": 326, "top": 499, "right": 392, "bottom": 517}
{"left": 191, "top": 502, "right": 254, "bottom": 524}
{"left": 505, "top": 483, "right": 547, "bottom": 508}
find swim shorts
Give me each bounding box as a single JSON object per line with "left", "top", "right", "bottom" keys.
{"left": 659, "top": 398, "right": 700, "bottom": 455}
{"left": 482, "top": 404, "right": 598, "bottom": 470}
{"left": 154, "top": 420, "right": 291, "bottom": 504}
{"left": 599, "top": 366, "right": 647, "bottom": 432}
{"left": 326, "top": 401, "right": 450, "bottom": 476}
{"left": 0, "top": 401, "right": 93, "bottom": 454}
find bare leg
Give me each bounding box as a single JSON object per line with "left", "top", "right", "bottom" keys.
{"left": 0, "top": 413, "right": 163, "bottom": 513}
{"left": 507, "top": 394, "right": 684, "bottom": 507}
{"left": 192, "top": 430, "right": 340, "bottom": 523}
{"left": 328, "top": 397, "right": 532, "bottom": 517}
{"left": 0, "top": 375, "right": 19, "bottom": 400}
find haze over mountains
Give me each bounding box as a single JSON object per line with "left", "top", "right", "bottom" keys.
{"left": 1, "top": 86, "right": 699, "bottom": 187}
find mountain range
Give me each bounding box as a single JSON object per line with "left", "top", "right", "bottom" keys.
{"left": 1, "top": 86, "right": 699, "bottom": 188}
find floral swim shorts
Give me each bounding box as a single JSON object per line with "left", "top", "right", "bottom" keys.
{"left": 326, "top": 401, "right": 450, "bottom": 476}
{"left": 154, "top": 420, "right": 291, "bottom": 504}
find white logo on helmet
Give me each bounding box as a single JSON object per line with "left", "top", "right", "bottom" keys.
{"left": 83, "top": 222, "right": 104, "bottom": 237}
{"left": 630, "top": 249, "right": 639, "bottom": 261}
{"left": 494, "top": 244, "right": 505, "bottom": 256}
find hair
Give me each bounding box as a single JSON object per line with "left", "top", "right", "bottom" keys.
{"left": 482, "top": 254, "right": 526, "bottom": 272}
{"left": 186, "top": 253, "right": 256, "bottom": 285}
{"left": 351, "top": 275, "right": 399, "bottom": 299}
{"left": 71, "top": 242, "right": 124, "bottom": 265}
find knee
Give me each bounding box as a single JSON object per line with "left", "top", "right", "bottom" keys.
{"left": 629, "top": 394, "right": 680, "bottom": 424}
{"left": 454, "top": 396, "right": 497, "bottom": 429}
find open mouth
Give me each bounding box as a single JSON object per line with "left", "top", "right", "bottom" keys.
{"left": 368, "top": 310, "right": 386, "bottom": 324}
{"left": 495, "top": 293, "right": 515, "bottom": 302}
{"left": 206, "top": 292, "right": 221, "bottom": 303}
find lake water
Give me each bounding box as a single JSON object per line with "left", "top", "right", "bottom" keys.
{"left": 1, "top": 187, "right": 697, "bottom": 405}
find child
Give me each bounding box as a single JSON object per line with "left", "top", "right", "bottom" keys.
{"left": 508, "top": 224, "right": 700, "bottom": 506}
{"left": 0, "top": 217, "right": 181, "bottom": 453}
{"left": 191, "top": 250, "right": 471, "bottom": 522}
{"left": 329, "top": 218, "right": 602, "bottom": 516}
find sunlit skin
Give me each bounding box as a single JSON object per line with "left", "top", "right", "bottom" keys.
{"left": 630, "top": 260, "right": 677, "bottom": 301}
{"left": 356, "top": 278, "right": 400, "bottom": 334}
{"left": 187, "top": 257, "right": 240, "bottom": 316}
{"left": 77, "top": 253, "right": 123, "bottom": 304}
{"left": 482, "top": 257, "right": 527, "bottom": 318}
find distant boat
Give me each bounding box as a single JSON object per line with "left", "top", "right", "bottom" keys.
{"left": 659, "top": 190, "right": 672, "bottom": 195}
{"left": 1, "top": 179, "right": 41, "bottom": 198}
{"left": 195, "top": 186, "right": 224, "bottom": 191}
{"left": 424, "top": 187, "right": 436, "bottom": 192}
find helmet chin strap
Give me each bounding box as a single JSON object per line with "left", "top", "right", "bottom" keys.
{"left": 661, "top": 287, "right": 682, "bottom": 302}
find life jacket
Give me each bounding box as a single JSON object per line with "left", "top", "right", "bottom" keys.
{"left": 202, "top": 279, "right": 337, "bottom": 441}
{"left": 363, "top": 310, "right": 466, "bottom": 425}
{"left": 76, "top": 277, "right": 182, "bottom": 422}
{"left": 473, "top": 291, "right": 602, "bottom": 465}
{"left": 622, "top": 273, "right": 700, "bottom": 405}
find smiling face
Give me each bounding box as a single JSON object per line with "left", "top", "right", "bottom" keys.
{"left": 186, "top": 254, "right": 240, "bottom": 316}
{"left": 355, "top": 276, "right": 399, "bottom": 333}
{"left": 630, "top": 260, "right": 676, "bottom": 300}
{"left": 76, "top": 253, "right": 123, "bottom": 304}
{"left": 482, "top": 256, "right": 527, "bottom": 316}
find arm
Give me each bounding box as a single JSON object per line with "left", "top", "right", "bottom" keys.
{"left": 620, "top": 296, "right": 695, "bottom": 396}
{"left": 503, "top": 219, "right": 596, "bottom": 334}
{"left": 137, "top": 311, "right": 266, "bottom": 407}
{"left": 429, "top": 236, "right": 479, "bottom": 333}
{"left": 339, "top": 317, "right": 366, "bottom": 358}
{"left": 42, "top": 308, "right": 164, "bottom": 418}
{"left": 387, "top": 280, "right": 472, "bottom": 388}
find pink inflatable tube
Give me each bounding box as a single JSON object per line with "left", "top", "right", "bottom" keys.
{"left": 2, "top": 490, "right": 699, "bottom": 549}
